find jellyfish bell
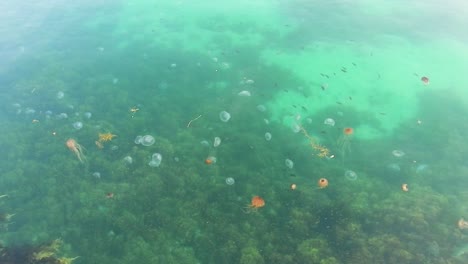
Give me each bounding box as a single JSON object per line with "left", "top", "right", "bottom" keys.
{"left": 213, "top": 137, "right": 221, "bottom": 147}
{"left": 285, "top": 159, "right": 294, "bottom": 169}
{"left": 264, "top": 132, "right": 272, "bottom": 141}
{"left": 72, "top": 121, "right": 83, "bottom": 130}
{"left": 225, "top": 177, "right": 235, "bottom": 185}
{"left": 457, "top": 218, "right": 468, "bottom": 229}
{"left": 324, "top": 118, "right": 335, "bottom": 126}
{"left": 392, "top": 150, "right": 405, "bottom": 158}
{"left": 344, "top": 170, "right": 357, "bottom": 181}
{"left": 343, "top": 127, "right": 354, "bottom": 135}
{"left": 219, "top": 111, "right": 231, "bottom": 122}
{"left": 141, "top": 135, "right": 155, "bottom": 146}
{"left": 421, "top": 76, "right": 429, "bottom": 85}
{"left": 134, "top": 135, "right": 143, "bottom": 144}
{"left": 205, "top": 156, "right": 217, "bottom": 165}
{"left": 318, "top": 178, "right": 328, "bottom": 188}
{"left": 243, "top": 196, "right": 265, "bottom": 213}
{"left": 401, "top": 183, "right": 409, "bottom": 192}
{"left": 238, "top": 90, "right": 251, "bottom": 97}
{"left": 123, "top": 156, "right": 133, "bottom": 164}
{"left": 290, "top": 183, "right": 297, "bottom": 190}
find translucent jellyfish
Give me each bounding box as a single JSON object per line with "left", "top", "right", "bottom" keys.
{"left": 256, "top": 105, "right": 266, "bottom": 112}
{"left": 238, "top": 90, "right": 251, "bottom": 97}
{"left": 123, "top": 156, "right": 133, "bottom": 164}
{"left": 291, "top": 123, "right": 301, "bottom": 133}
{"left": 134, "top": 135, "right": 143, "bottom": 144}
{"left": 200, "top": 140, "right": 210, "bottom": 147}
{"left": 83, "top": 112, "right": 92, "bottom": 119}
{"left": 344, "top": 170, "right": 357, "bottom": 181}
{"left": 225, "top": 177, "right": 235, "bottom": 185}
{"left": 264, "top": 118, "right": 270, "bottom": 125}
{"left": 57, "top": 113, "right": 68, "bottom": 119}
{"left": 25, "top": 108, "right": 36, "bottom": 114}
{"left": 56, "top": 91, "right": 64, "bottom": 99}
{"left": 205, "top": 156, "right": 217, "bottom": 164}
{"left": 416, "top": 164, "right": 428, "bottom": 174}
{"left": 113, "top": 78, "right": 119, "bottom": 84}
{"left": 324, "top": 118, "right": 335, "bottom": 126}
{"left": 149, "top": 153, "right": 162, "bottom": 167}
{"left": 213, "top": 137, "right": 221, "bottom": 147}
{"left": 387, "top": 163, "right": 401, "bottom": 172}
{"left": 72, "top": 121, "right": 83, "bottom": 130}
{"left": 141, "top": 135, "right": 155, "bottom": 146}
{"left": 219, "top": 111, "right": 231, "bottom": 122}
{"left": 285, "top": 159, "right": 294, "bottom": 169}
{"left": 264, "top": 132, "right": 272, "bottom": 141}
{"left": 337, "top": 127, "right": 354, "bottom": 155}
{"left": 392, "top": 150, "right": 405, "bottom": 157}
{"left": 245, "top": 79, "right": 254, "bottom": 84}
{"left": 305, "top": 118, "right": 312, "bottom": 124}
{"left": 92, "top": 172, "right": 101, "bottom": 179}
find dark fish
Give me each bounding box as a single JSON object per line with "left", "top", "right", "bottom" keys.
{"left": 352, "top": 62, "right": 356, "bottom": 66}
{"left": 349, "top": 96, "right": 352, "bottom": 100}
{"left": 379, "top": 112, "right": 386, "bottom": 115}
{"left": 284, "top": 89, "right": 289, "bottom": 92}
{"left": 336, "top": 101, "right": 342, "bottom": 105}
{"left": 292, "top": 105, "right": 297, "bottom": 108}
{"left": 301, "top": 106, "right": 308, "bottom": 111}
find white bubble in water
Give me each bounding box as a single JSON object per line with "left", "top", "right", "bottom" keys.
{"left": 285, "top": 159, "right": 294, "bottom": 169}
{"left": 56, "top": 91, "right": 64, "bottom": 99}
{"left": 238, "top": 90, "right": 251, "bottom": 97}
{"left": 213, "top": 137, "right": 221, "bottom": 147}
{"left": 264, "top": 132, "right": 272, "bottom": 141}
{"left": 123, "top": 156, "right": 133, "bottom": 164}
{"left": 324, "top": 118, "right": 335, "bottom": 126}
{"left": 219, "top": 111, "right": 231, "bottom": 122}
{"left": 72, "top": 121, "right": 83, "bottom": 130}
{"left": 257, "top": 104, "right": 266, "bottom": 112}
{"left": 225, "top": 177, "right": 235, "bottom": 185}
{"left": 344, "top": 170, "right": 357, "bottom": 181}
{"left": 392, "top": 150, "right": 405, "bottom": 157}
{"left": 141, "top": 135, "right": 155, "bottom": 146}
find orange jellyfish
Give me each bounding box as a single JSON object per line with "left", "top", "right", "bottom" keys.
{"left": 401, "top": 183, "right": 409, "bottom": 192}
{"left": 243, "top": 196, "right": 265, "bottom": 213}
{"left": 318, "top": 178, "right": 328, "bottom": 189}
{"left": 337, "top": 127, "right": 354, "bottom": 156}
{"left": 421, "top": 76, "right": 429, "bottom": 85}
{"left": 66, "top": 138, "right": 85, "bottom": 163}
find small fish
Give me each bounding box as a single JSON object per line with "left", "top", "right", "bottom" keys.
{"left": 292, "top": 105, "right": 297, "bottom": 108}
{"left": 301, "top": 106, "right": 308, "bottom": 111}
{"left": 336, "top": 101, "right": 343, "bottom": 105}
{"left": 352, "top": 62, "right": 356, "bottom": 66}
{"left": 284, "top": 89, "right": 289, "bottom": 93}
{"left": 379, "top": 112, "right": 386, "bottom": 115}
{"left": 349, "top": 96, "right": 352, "bottom": 100}
{"left": 341, "top": 67, "right": 347, "bottom": 73}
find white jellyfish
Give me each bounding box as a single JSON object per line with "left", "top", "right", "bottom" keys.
{"left": 141, "top": 135, "right": 155, "bottom": 146}
{"left": 225, "top": 177, "right": 235, "bottom": 185}
{"left": 72, "top": 121, "right": 83, "bottom": 130}
{"left": 149, "top": 153, "right": 162, "bottom": 167}
{"left": 213, "top": 137, "right": 221, "bottom": 147}
{"left": 219, "top": 111, "right": 231, "bottom": 122}
{"left": 324, "top": 118, "right": 335, "bottom": 126}
{"left": 256, "top": 105, "right": 266, "bottom": 112}
{"left": 392, "top": 150, "right": 405, "bottom": 157}
{"left": 264, "top": 132, "right": 272, "bottom": 141}
{"left": 344, "top": 170, "right": 357, "bottom": 181}
{"left": 238, "top": 90, "right": 251, "bottom": 97}
{"left": 285, "top": 159, "right": 294, "bottom": 169}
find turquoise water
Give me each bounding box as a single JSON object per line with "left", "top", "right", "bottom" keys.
{"left": 1, "top": 1, "right": 468, "bottom": 263}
